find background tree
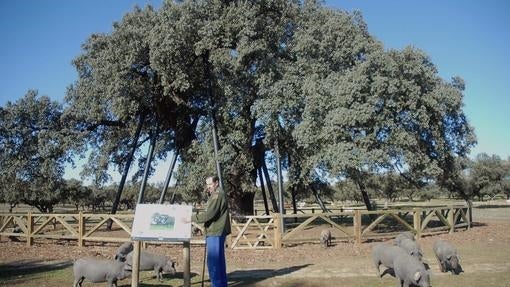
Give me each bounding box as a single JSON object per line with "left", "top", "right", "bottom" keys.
{"left": 64, "top": 179, "right": 91, "bottom": 211}
{"left": 0, "top": 91, "right": 70, "bottom": 212}
{"left": 334, "top": 179, "right": 365, "bottom": 204}
{"left": 471, "top": 153, "right": 507, "bottom": 201}
{"left": 503, "top": 157, "right": 510, "bottom": 200}
{"left": 294, "top": 39, "right": 475, "bottom": 210}
{"left": 366, "top": 172, "right": 404, "bottom": 205}
{"left": 418, "top": 184, "right": 444, "bottom": 202}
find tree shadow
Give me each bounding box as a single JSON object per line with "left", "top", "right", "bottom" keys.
{"left": 127, "top": 265, "right": 312, "bottom": 287}
{"left": 476, "top": 204, "right": 510, "bottom": 209}
{"left": 227, "top": 264, "right": 313, "bottom": 286}
{"left": 470, "top": 221, "right": 488, "bottom": 227}
{"left": 124, "top": 271, "right": 200, "bottom": 287}
{"left": 0, "top": 259, "right": 73, "bottom": 281}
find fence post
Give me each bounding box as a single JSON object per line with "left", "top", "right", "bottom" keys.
{"left": 131, "top": 241, "right": 141, "bottom": 287}
{"left": 413, "top": 208, "right": 421, "bottom": 240}
{"left": 274, "top": 214, "right": 282, "bottom": 249}
{"left": 448, "top": 206, "right": 455, "bottom": 234}
{"left": 78, "top": 212, "right": 84, "bottom": 247}
{"left": 466, "top": 206, "right": 471, "bottom": 230}
{"left": 183, "top": 241, "right": 191, "bottom": 287}
{"left": 27, "top": 212, "right": 33, "bottom": 247}
{"left": 353, "top": 210, "right": 362, "bottom": 245}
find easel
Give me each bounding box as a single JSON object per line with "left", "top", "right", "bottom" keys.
{"left": 130, "top": 204, "right": 192, "bottom": 287}
{"left": 131, "top": 240, "right": 190, "bottom": 287}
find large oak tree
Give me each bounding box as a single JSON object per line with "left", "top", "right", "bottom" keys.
{"left": 61, "top": 0, "right": 476, "bottom": 214}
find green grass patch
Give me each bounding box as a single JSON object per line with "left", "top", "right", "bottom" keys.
{"left": 0, "top": 266, "right": 71, "bottom": 287}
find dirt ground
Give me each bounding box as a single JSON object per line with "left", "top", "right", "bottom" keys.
{"left": 1, "top": 205, "right": 510, "bottom": 286}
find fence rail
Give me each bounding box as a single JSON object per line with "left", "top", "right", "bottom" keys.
{"left": 0, "top": 205, "right": 470, "bottom": 249}
{"left": 231, "top": 205, "right": 470, "bottom": 249}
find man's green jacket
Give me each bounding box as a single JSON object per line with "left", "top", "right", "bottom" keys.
{"left": 193, "top": 189, "right": 231, "bottom": 236}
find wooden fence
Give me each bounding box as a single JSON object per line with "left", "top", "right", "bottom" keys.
{"left": 0, "top": 212, "right": 131, "bottom": 247}
{"left": 0, "top": 205, "right": 469, "bottom": 249}
{"left": 229, "top": 205, "right": 469, "bottom": 249}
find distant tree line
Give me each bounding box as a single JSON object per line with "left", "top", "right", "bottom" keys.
{"left": 2, "top": 1, "right": 501, "bottom": 214}
{"left": 258, "top": 154, "right": 510, "bottom": 206}
{"left": 336, "top": 153, "right": 510, "bottom": 203}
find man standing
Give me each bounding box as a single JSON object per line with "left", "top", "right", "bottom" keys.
{"left": 193, "top": 175, "right": 231, "bottom": 287}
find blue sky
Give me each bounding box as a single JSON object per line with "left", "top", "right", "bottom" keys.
{"left": 1, "top": 1, "right": 509, "bottom": 182}
{"left": 334, "top": 0, "right": 510, "bottom": 161}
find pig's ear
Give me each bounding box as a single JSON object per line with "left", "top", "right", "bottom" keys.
{"left": 414, "top": 271, "right": 421, "bottom": 281}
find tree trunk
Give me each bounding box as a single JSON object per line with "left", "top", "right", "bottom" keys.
{"left": 310, "top": 185, "right": 328, "bottom": 212}
{"left": 464, "top": 198, "right": 473, "bottom": 227}
{"left": 9, "top": 203, "right": 16, "bottom": 213}
{"left": 358, "top": 185, "right": 373, "bottom": 211}
{"left": 262, "top": 160, "right": 279, "bottom": 212}
{"left": 257, "top": 168, "right": 270, "bottom": 215}
{"left": 290, "top": 186, "right": 297, "bottom": 215}
{"left": 228, "top": 186, "right": 255, "bottom": 215}
{"left": 158, "top": 151, "right": 178, "bottom": 204}
{"left": 109, "top": 113, "right": 145, "bottom": 229}
{"left": 137, "top": 130, "right": 157, "bottom": 205}
{"left": 349, "top": 168, "right": 374, "bottom": 211}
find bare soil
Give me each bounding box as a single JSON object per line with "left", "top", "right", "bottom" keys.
{"left": 1, "top": 205, "right": 510, "bottom": 286}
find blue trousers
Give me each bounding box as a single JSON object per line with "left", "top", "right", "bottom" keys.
{"left": 206, "top": 235, "right": 228, "bottom": 287}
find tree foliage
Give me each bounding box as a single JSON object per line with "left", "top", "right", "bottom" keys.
{"left": 470, "top": 153, "right": 508, "bottom": 200}
{"left": 63, "top": 5, "right": 197, "bottom": 184}
{"left": 1, "top": 1, "right": 481, "bottom": 213}
{"left": 0, "top": 91, "right": 70, "bottom": 212}
{"left": 62, "top": 1, "right": 477, "bottom": 213}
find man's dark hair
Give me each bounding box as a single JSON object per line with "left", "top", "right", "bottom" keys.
{"left": 207, "top": 175, "right": 219, "bottom": 183}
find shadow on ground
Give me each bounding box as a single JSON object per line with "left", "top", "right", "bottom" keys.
{"left": 476, "top": 204, "right": 510, "bottom": 209}
{"left": 0, "top": 259, "right": 72, "bottom": 279}
{"left": 471, "top": 221, "right": 488, "bottom": 227}
{"left": 124, "top": 265, "right": 312, "bottom": 287}
{"left": 131, "top": 271, "right": 198, "bottom": 287}
{"left": 227, "top": 264, "right": 313, "bottom": 287}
